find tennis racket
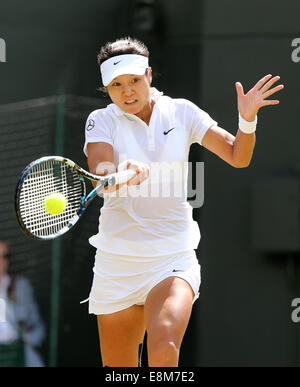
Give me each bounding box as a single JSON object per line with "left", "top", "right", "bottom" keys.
{"left": 14, "top": 156, "right": 135, "bottom": 240}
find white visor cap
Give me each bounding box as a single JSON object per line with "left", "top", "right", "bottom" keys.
{"left": 100, "top": 54, "right": 149, "bottom": 87}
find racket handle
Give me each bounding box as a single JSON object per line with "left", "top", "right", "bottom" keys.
{"left": 108, "top": 169, "right": 136, "bottom": 186}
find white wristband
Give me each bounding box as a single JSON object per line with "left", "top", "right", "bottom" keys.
{"left": 238, "top": 113, "right": 257, "bottom": 134}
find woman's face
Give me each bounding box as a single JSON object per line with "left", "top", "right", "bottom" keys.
{"left": 107, "top": 71, "right": 152, "bottom": 121}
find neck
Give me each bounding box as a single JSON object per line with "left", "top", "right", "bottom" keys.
{"left": 136, "top": 87, "right": 160, "bottom": 125}
{"left": 136, "top": 99, "right": 155, "bottom": 125}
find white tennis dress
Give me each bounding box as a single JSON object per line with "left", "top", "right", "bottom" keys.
{"left": 83, "top": 89, "right": 217, "bottom": 314}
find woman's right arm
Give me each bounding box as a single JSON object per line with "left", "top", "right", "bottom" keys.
{"left": 86, "top": 142, "right": 118, "bottom": 192}
{"left": 87, "top": 142, "right": 116, "bottom": 176}
{"left": 87, "top": 142, "right": 150, "bottom": 192}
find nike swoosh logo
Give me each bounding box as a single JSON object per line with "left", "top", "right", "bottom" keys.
{"left": 172, "top": 269, "right": 183, "bottom": 272}
{"left": 164, "top": 127, "right": 175, "bottom": 135}
{"left": 114, "top": 60, "right": 121, "bottom": 65}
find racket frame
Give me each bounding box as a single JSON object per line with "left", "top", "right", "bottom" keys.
{"left": 14, "top": 156, "right": 131, "bottom": 240}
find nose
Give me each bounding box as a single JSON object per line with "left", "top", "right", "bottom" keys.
{"left": 123, "top": 84, "right": 134, "bottom": 97}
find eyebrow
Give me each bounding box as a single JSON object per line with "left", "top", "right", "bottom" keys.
{"left": 114, "top": 74, "right": 142, "bottom": 82}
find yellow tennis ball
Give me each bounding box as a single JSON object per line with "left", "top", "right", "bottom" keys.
{"left": 44, "top": 193, "right": 67, "bottom": 215}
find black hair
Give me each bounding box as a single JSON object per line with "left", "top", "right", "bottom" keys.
{"left": 97, "top": 37, "right": 150, "bottom": 94}
{"left": 97, "top": 36, "right": 149, "bottom": 66}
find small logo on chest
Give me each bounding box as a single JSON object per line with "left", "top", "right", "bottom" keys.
{"left": 86, "top": 119, "right": 95, "bottom": 131}
{"left": 163, "top": 127, "right": 175, "bottom": 135}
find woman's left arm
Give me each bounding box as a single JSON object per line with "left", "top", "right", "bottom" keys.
{"left": 202, "top": 74, "right": 284, "bottom": 168}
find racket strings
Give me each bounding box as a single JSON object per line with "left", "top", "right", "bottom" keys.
{"left": 18, "top": 159, "right": 84, "bottom": 237}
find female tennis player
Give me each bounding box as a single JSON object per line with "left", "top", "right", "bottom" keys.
{"left": 83, "top": 37, "right": 283, "bottom": 367}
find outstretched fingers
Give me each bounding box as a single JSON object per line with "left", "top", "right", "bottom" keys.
{"left": 260, "top": 75, "right": 281, "bottom": 93}
{"left": 236, "top": 73, "right": 284, "bottom": 119}
{"left": 253, "top": 74, "right": 284, "bottom": 107}
{"left": 253, "top": 74, "right": 273, "bottom": 91}
{"left": 235, "top": 82, "right": 245, "bottom": 97}
{"left": 260, "top": 98, "right": 280, "bottom": 107}
{"left": 262, "top": 83, "right": 284, "bottom": 99}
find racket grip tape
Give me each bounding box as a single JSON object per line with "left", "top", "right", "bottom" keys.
{"left": 109, "top": 169, "right": 136, "bottom": 185}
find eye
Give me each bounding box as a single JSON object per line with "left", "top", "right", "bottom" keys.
{"left": 132, "top": 77, "right": 140, "bottom": 83}
{"left": 112, "top": 81, "right": 121, "bottom": 87}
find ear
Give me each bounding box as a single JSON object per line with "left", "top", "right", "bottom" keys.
{"left": 146, "top": 67, "right": 152, "bottom": 84}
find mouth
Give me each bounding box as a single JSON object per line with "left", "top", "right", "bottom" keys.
{"left": 124, "top": 99, "right": 138, "bottom": 105}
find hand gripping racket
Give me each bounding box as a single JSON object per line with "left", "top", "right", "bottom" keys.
{"left": 14, "top": 156, "right": 135, "bottom": 240}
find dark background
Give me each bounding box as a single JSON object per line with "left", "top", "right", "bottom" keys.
{"left": 0, "top": 0, "right": 299, "bottom": 367}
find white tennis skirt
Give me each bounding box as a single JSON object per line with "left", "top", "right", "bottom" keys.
{"left": 86, "top": 249, "right": 201, "bottom": 315}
